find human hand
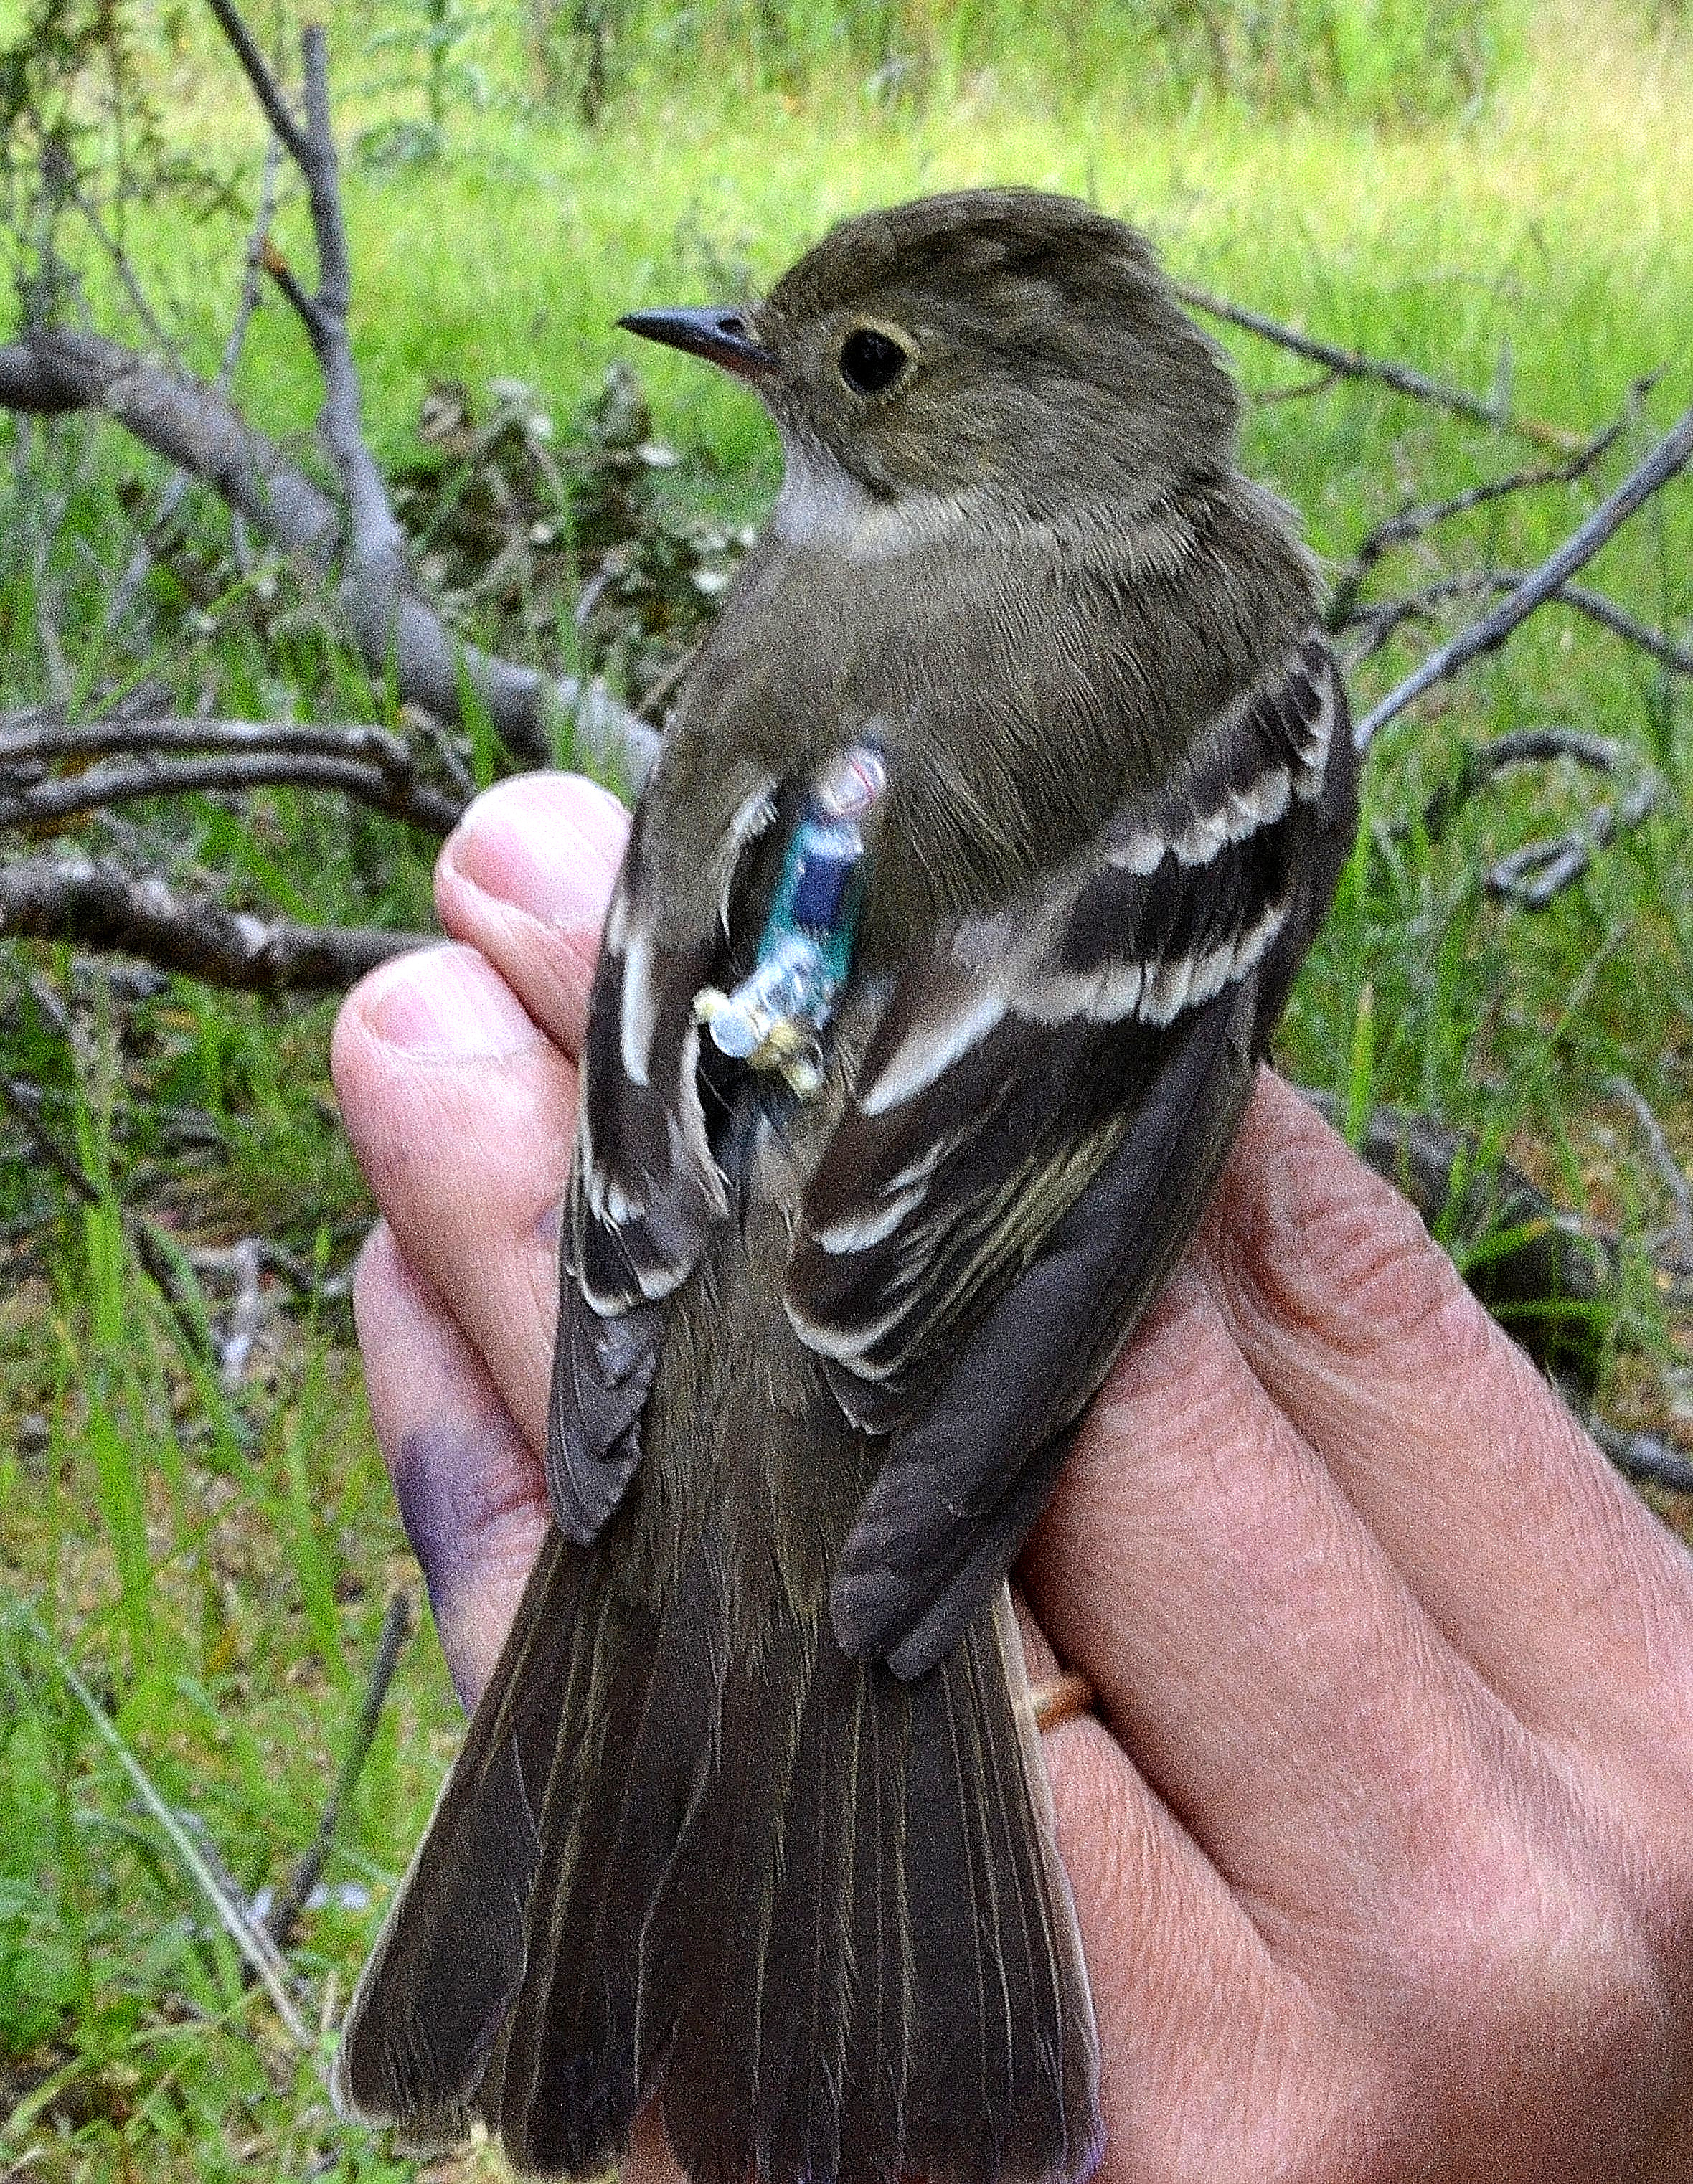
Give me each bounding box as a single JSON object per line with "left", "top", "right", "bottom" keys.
{"left": 331, "top": 771, "right": 1693, "bottom": 2184}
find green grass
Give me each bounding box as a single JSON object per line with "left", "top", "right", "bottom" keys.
{"left": 3, "top": 4, "right": 1693, "bottom": 2173}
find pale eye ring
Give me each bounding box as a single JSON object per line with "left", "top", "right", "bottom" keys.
{"left": 839, "top": 327, "right": 910, "bottom": 396}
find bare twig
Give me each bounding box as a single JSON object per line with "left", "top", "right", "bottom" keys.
{"left": 1588, "top": 1420, "right": 1693, "bottom": 1497}
{"left": 2, "top": 711, "right": 430, "bottom": 767}
{"left": 186, "top": 1232, "right": 357, "bottom": 1302}
{"left": 0, "top": 854, "right": 431, "bottom": 991}
{"left": 1355, "top": 402, "right": 1693, "bottom": 750}
{"left": 1341, "top": 570, "right": 1496, "bottom": 658}
{"left": 1347, "top": 408, "right": 1634, "bottom": 575}
{"left": 64, "top": 172, "right": 181, "bottom": 361}
{"left": 1345, "top": 568, "right": 1693, "bottom": 679}
{"left": 0, "top": 324, "right": 659, "bottom": 785}
{"left": 1, "top": 1073, "right": 100, "bottom": 1205}
{"left": 0, "top": 324, "right": 341, "bottom": 546}
{"left": 98, "top": 140, "right": 290, "bottom": 646}
{"left": 220, "top": 135, "right": 286, "bottom": 395}
{"left": 200, "top": 0, "right": 311, "bottom": 166}
{"left": 1475, "top": 725, "right": 1629, "bottom": 775}
{"left": 263, "top": 1590, "right": 410, "bottom": 1955}
{"left": 1484, "top": 770, "right": 1661, "bottom": 909}
{"left": 1608, "top": 1075, "right": 1693, "bottom": 1270}
{"left": 1409, "top": 724, "right": 1664, "bottom": 907}
{"left": 1517, "top": 577, "right": 1693, "bottom": 678}
{"left": 1, "top": 746, "right": 466, "bottom": 837}
{"left": 0, "top": 11, "right": 664, "bottom": 780}
{"left": 1174, "top": 282, "right": 1584, "bottom": 450}
{"left": 1254, "top": 368, "right": 1339, "bottom": 405}
{"left": 253, "top": 26, "right": 412, "bottom": 679}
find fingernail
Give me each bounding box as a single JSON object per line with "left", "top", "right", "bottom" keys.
{"left": 362, "top": 945, "right": 543, "bottom": 1058}
{"left": 448, "top": 774, "right": 628, "bottom": 927}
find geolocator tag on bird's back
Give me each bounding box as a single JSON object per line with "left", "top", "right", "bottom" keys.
{"left": 694, "top": 741, "right": 888, "bottom": 1096}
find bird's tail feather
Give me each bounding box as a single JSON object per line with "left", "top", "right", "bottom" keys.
{"left": 334, "top": 1522, "right": 1101, "bottom": 2184}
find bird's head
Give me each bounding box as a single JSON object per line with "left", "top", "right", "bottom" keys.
{"left": 618, "top": 188, "right": 1242, "bottom": 527}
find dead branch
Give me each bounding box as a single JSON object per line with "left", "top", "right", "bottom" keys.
{"left": 1, "top": 1072, "right": 100, "bottom": 1206}
{"left": 0, "top": 323, "right": 341, "bottom": 546}
{"left": 1254, "top": 368, "right": 1340, "bottom": 404}
{"left": 1486, "top": 771, "right": 1662, "bottom": 910}
{"left": 0, "top": 324, "right": 656, "bottom": 782}
{"left": 263, "top": 1589, "right": 410, "bottom": 1957}
{"left": 100, "top": 140, "right": 286, "bottom": 647}
{"left": 0, "top": 854, "right": 431, "bottom": 991}
{"left": 1514, "top": 576, "right": 1693, "bottom": 677}
{"left": 1354, "top": 402, "right": 1693, "bottom": 750}
{"left": 1174, "top": 282, "right": 1584, "bottom": 450}
{"left": 1345, "top": 567, "right": 1693, "bottom": 678}
{"left": 201, "top": 0, "right": 313, "bottom": 166}
{"left": 1588, "top": 1421, "right": 1693, "bottom": 1496}
{"left": 239, "top": 24, "right": 412, "bottom": 694}
{"left": 1346, "top": 406, "right": 1636, "bottom": 579}
{"left": 1420, "top": 724, "right": 1636, "bottom": 842}
{"left": 1, "top": 737, "right": 466, "bottom": 837}
{"left": 1608, "top": 1075, "right": 1693, "bottom": 1272}
{"left": 2, "top": 709, "right": 425, "bottom": 766}
{"left": 1407, "top": 725, "right": 1664, "bottom": 911}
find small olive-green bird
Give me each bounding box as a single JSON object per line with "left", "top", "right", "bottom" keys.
{"left": 336, "top": 189, "right": 1358, "bottom": 2183}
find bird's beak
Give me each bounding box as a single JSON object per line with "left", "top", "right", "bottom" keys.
{"left": 616, "top": 306, "right": 779, "bottom": 381}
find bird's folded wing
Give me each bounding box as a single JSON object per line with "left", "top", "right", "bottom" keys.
{"left": 550, "top": 813, "right": 740, "bottom": 1543}
{"left": 786, "top": 630, "right": 1352, "bottom": 1673}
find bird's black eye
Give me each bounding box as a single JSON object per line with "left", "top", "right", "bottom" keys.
{"left": 839, "top": 328, "right": 910, "bottom": 397}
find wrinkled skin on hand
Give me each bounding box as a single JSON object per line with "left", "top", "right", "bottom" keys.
{"left": 332, "top": 771, "right": 1693, "bottom": 2184}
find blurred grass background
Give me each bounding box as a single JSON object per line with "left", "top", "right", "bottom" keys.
{"left": 1, "top": 0, "right": 1691, "bottom": 2172}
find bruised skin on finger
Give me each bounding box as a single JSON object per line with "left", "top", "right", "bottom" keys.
{"left": 353, "top": 1222, "right": 550, "bottom": 1709}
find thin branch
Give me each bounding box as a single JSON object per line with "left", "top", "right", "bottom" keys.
{"left": 1174, "top": 282, "right": 1584, "bottom": 450}
{"left": 263, "top": 1590, "right": 410, "bottom": 1955}
{"left": 1347, "top": 407, "right": 1634, "bottom": 575}
{"left": 1, "top": 748, "right": 465, "bottom": 836}
{"left": 1355, "top": 402, "right": 1693, "bottom": 750}
{"left": 0, "top": 326, "right": 659, "bottom": 784}
{"left": 1484, "top": 770, "right": 1661, "bottom": 910}
{"left": 1254, "top": 368, "right": 1339, "bottom": 405}
{"left": 1588, "top": 1420, "right": 1693, "bottom": 1497}
{"left": 65, "top": 174, "right": 181, "bottom": 361}
{"left": 2, "top": 9, "right": 662, "bottom": 778}
{"left": 0, "top": 1074, "right": 100, "bottom": 1205}
{"left": 1, "top": 712, "right": 428, "bottom": 767}
{"left": 0, "top": 855, "right": 432, "bottom": 991}
{"left": 1345, "top": 568, "right": 1693, "bottom": 679}
{"left": 0, "top": 324, "right": 342, "bottom": 549}
{"left": 1407, "top": 724, "right": 1663, "bottom": 907}
{"left": 200, "top": 0, "right": 311, "bottom": 166}
{"left": 292, "top": 27, "right": 412, "bottom": 703}
{"left": 98, "top": 139, "right": 291, "bottom": 648}
{"left": 1524, "top": 577, "right": 1693, "bottom": 678}
{"left": 219, "top": 134, "right": 286, "bottom": 395}
{"left": 1608, "top": 1074, "right": 1693, "bottom": 1271}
